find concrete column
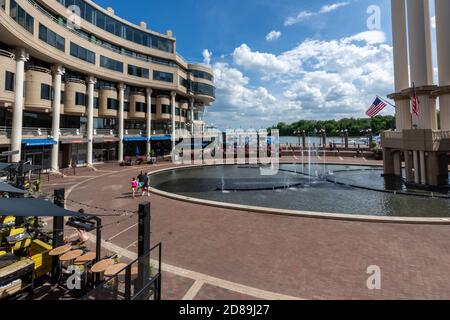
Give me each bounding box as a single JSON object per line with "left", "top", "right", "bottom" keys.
{"left": 146, "top": 88, "right": 152, "bottom": 156}
{"left": 413, "top": 151, "right": 420, "bottom": 184}
{"left": 50, "top": 65, "right": 65, "bottom": 172}
{"left": 118, "top": 83, "right": 126, "bottom": 162}
{"left": 435, "top": 0, "right": 450, "bottom": 130}
{"left": 391, "top": 0, "right": 410, "bottom": 92}
{"left": 407, "top": 0, "right": 435, "bottom": 130}
{"left": 171, "top": 91, "right": 176, "bottom": 151}
{"left": 86, "top": 76, "right": 96, "bottom": 166}
{"left": 11, "top": 48, "right": 28, "bottom": 163}
{"left": 420, "top": 151, "right": 426, "bottom": 185}
{"left": 395, "top": 98, "right": 412, "bottom": 130}
{"left": 407, "top": 0, "right": 434, "bottom": 87}
{"left": 189, "top": 98, "right": 195, "bottom": 135}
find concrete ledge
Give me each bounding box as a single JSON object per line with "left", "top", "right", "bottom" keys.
{"left": 149, "top": 164, "right": 450, "bottom": 225}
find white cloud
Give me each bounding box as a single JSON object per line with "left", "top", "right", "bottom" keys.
{"left": 431, "top": 16, "right": 436, "bottom": 29}
{"left": 285, "top": 2, "right": 350, "bottom": 26}
{"left": 233, "top": 44, "right": 295, "bottom": 74}
{"left": 265, "top": 30, "right": 282, "bottom": 42}
{"left": 206, "top": 30, "right": 394, "bottom": 129}
{"left": 202, "top": 49, "right": 212, "bottom": 66}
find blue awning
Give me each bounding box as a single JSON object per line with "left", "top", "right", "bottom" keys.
{"left": 151, "top": 135, "right": 171, "bottom": 141}
{"left": 123, "top": 136, "right": 147, "bottom": 142}
{"left": 22, "top": 139, "right": 57, "bottom": 147}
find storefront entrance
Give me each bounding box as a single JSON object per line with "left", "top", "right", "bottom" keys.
{"left": 93, "top": 142, "right": 118, "bottom": 163}
{"left": 22, "top": 146, "right": 51, "bottom": 170}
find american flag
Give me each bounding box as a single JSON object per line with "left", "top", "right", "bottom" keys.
{"left": 411, "top": 82, "right": 419, "bottom": 116}
{"left": 366, "top": 97, "right": 387, "bottom": 118}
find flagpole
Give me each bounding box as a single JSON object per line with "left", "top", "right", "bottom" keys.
{"left": 376, "top": 95, "right": 396, "bottom": 109}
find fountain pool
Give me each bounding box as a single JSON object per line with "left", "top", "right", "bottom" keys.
{"left": 150, "top": 164, "right": 450, "bottom": 218}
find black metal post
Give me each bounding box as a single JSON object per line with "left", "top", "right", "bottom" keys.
{"left": 137, "top": 202, "right": 151, "bottom": 298}
{"left": 51, "top": 188, "right": 65, "bottom": 284}
{"left": 93, "top": 217, "right": 102, "bottom": 263}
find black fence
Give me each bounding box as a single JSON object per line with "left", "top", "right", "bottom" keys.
{"left": 82, "top": 243, "right": 162, "bottom": 300}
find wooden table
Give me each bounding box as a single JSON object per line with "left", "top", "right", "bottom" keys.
{"left": 59, "top": 250, "right": 83, "bottom": 263}
{"left": 104, "top": 263, "right": 128, "bottom": 278}
{"left": 49, "top": 245, "right": 71, "bottom": 257}
{"left": 74, "top": 252, "right": 96, "bottom": 264}
{"left": 91, "top": 259, "right": 115, "bottom": 274}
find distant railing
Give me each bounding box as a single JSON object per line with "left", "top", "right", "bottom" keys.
{"left": 94, "top": 129, "right": 116, "bottom": 136}
{"left": 60, "top": 128, "right": 85, "bottom": 137}
{"left": 125, "top": 129, "right": 144, "bottom": 136}
{"left": 433, "top": 130, "right": 450, "bottom": 141}
{"left": 0, "top": 49, "right": 15, "bottom": 59}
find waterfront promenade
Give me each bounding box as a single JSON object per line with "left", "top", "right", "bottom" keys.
{"left": 41, "top": 157, "right": 450, "bottom": 300}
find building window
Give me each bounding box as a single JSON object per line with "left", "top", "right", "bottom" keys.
{"left": 175, "top": 108, "right": 180, "bottom": 116}
{"left": 179, "top": 76, "right": 188, "bottom": 88}
{"left": 191, "top": 82, "right": 215, "bottom": 97}
{"left": 60, "top": 91, "right": 65, "bottom": 104}
{"left": 100, "top": 56, "right": 123, "bottom": 73}
{"left": 70, "top": 42, "right": 95, "bottom": 64}
{"left": 161, "top": 104, "right": 171, "bottom": 114}
{"left": 39, "top": 24, "right": 65, "bottom": 52}
{"left": 135, "top": 102, "right": 147, "bottom": 113}
{"left": 40, "top": 84, "right": 51, "bottom": 100}
{"left": 153, "top": 71, "right": 173, "bottom": 83}
{"left": 124, "top": 101, "right": 130, "bottom": 112}
{"left": 190, "top": 70, "right": 214, "bottom": 82}
{"left": 10, "top": 0, "right": 34, "bottom": 34}
{"left": 151, "top": 104, "right": 156, "bottom": 114}
{"left": 1, "top": 0, "right": 5, "bottom": 11}
{"left": 75, "top": 92, "right": 86, "bottom": 106}
{"left": 5, "top": 72, "right": 14, "bottom": 92}
{"left": 107, "top": 98, "right": 118, "bottom": 110}
{"left": 128, "top": 65, "right": 149, "bottom": 78}
{"left": 94, "top": 97, "right": 99, "bottom": 109}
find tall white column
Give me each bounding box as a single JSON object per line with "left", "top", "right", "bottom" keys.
{"left": 118, "top": 83, "right": 126, "bottom": 162}
{"left": 189, "top": 98, "right": 195, "bottom": 135}
{"left": 407, "top": 0, "right": 435, "bottom": 129}
{"left": 420, "top": 151, "right": 426, "bottom": 185}
{"left": 11, "top": 48, "right": 28, "bottom": 163}
{"left": 50, "top": 65, "right": 65, "bottom": 172}
{"left": 435, "top": 0, "right": 450, "bottom": 130}
{"left": 413, "top": 151, "right": 420, "bottom": 184}
{"left": 86, "top": 76, "right": 96, "bottom": 166}
{"left": 407, "top": 0, "right": 434, "bottom": 87}
{"left": 171, "top": 91, "right": 176, "bottom": 151}
{"left": 146, "top": 88, "right": 152, "bottom": 156}
{"left": 391, "top": 0, "right": 411, "bottom": 131}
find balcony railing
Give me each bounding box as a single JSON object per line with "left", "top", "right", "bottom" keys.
{"left": 0, "top": 49, "right": 15, "bottom": 59}
{"left": 125, "top": 129, "right": 144, "bottom": 136}
{"left": 432, "top": 130, "right": 450, "bottom": 141}
{"left": 94, "top": 129, "right": 117, "bottom": 136}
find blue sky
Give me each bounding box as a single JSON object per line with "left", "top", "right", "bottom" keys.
{"left": 95, "top": 0, "right": 437, "bottom": 130}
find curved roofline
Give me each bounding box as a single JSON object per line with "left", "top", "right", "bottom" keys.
{"left": 82, "top": 0, "right": 175, "bottom": 41}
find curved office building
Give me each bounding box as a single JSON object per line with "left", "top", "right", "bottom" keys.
{"left": 0, "top": 0, "right": 215, "bottom": 170}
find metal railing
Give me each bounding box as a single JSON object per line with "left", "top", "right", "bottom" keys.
{"left": 82, "top": 243, "right": 162, "bottom": 301}
{"left": 94, "top": 129, "right": 117, "bottom": 136}
{"left": 124, "top": 129, "right": 144, "bottom": 136}
{"left": 0, "top": 49, "right": 15, "bottom": 59}
{"left": 433, "top": 130, "right": 450, "bottom": 141}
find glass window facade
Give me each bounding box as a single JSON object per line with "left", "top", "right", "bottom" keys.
{"left": 100, "top": 56, "right": 123, "bottom": 73}
{"left": 161, "top": 104, "right": 171, "bottom": 114}
{"left": 190, "top": 82, "right": 215, "bottom": 97}
{"left": 5, "top": 72, "right": 14, "bottom": 92}
{"left": 151, "top": 104, "right": 156, "bottom": 114}
{"left": 190, "top": 70, "right": 214, "bottom": 81}
{"left": 39, "top": 24, "right": 65, "bottom": 52}
{"left": 107, "top": 98, "right": 118, "bottom": 110}
{"left": 57, "top": 0, "right": 174, "bottom": 53}
{"left": 94, "top": 118, "right": 118, "bottom": 129}
{"left": 75, "top": 92, "right": 86, "bottom": 106}
{"left": 135, "top": 102, "right": 147, "bottom": 112}
{"left": 41, "top": 84, "right": 51, "bottom": 100}
{"left": 128, "top": 65, "right": 149, "bottom": 78}
{"left": 153, "top": 70, "right": 173, "bottom": 83}
{"left": 10, "top": 0, "right": 34, "bottom": 34}
{"left": 179, "top": 76, "right": 188, "bottom": 88}
{"left": 70, "top": 42, "right": 95, "bottom": 64}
